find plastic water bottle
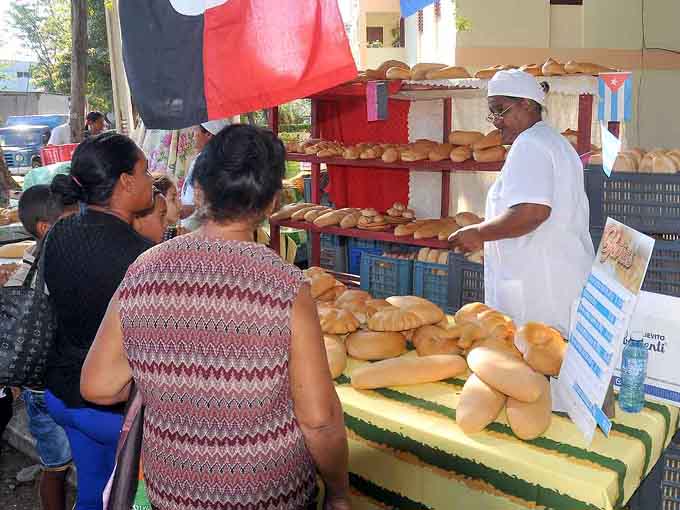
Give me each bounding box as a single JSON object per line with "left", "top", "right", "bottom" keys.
{"left": 619, "top": 330, "right": 648, "bottom": 413}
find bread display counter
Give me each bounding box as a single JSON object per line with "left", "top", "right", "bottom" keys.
{"left": 305, "top": 266, "right": 677, "bottom": 510}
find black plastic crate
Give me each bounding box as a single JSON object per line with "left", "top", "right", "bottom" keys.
{"left": 585, "top": 168, "right": 680, "bottom": 234}
{"left": 447, "top": 254, "right": 484, "bottom": 311}
{"left": 661, "top": 437, "right": 680, "bottom": 509}
{"left": 592, "top": 227, "right": 680, "bottom": 298}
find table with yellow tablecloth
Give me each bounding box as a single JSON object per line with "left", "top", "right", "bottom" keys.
{"left": 337, "top": 355, "right": 679, "bottom": 510}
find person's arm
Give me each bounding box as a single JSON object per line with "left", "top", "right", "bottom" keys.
{"left": 449, "top": 203, "right": 551, "bottom": 253}
{"left": 289, "top": 284, "right": 350, "bottom": 510}
{"left": 80, "top": 295, "right": 132, "bottom": 405}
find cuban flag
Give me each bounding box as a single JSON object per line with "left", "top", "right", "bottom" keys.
{"left": 120, "top": 0, "right": 357, "bottom": 129}
{"left": 401, "top": 0, "right": 435, "bottom": 18}
{"left": 598, "top": 72, "right": 633, "bottom": 122}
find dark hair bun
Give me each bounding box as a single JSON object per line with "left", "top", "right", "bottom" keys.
{"left": 540, "top": 81, "right": 550, "bottom": 94}
{"left": 67, "top": 132, "right": 141, "bottom": 205}
{"left": 193, "top": 124, "right": 285, "bottom": 222}
{"left": 50, "top": 174, "right": 83, "bottom": 205}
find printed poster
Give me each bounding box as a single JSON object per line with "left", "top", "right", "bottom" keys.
{"left": 557, "top": 219, "right": 654, "bottom": 444}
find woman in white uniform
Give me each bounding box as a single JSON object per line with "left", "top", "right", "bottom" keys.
{"left": 449, "top": 69, "right": 594, "bottom": 335}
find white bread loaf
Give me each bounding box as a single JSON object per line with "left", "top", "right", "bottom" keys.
{"left": 506, "top": 377, "right": 552, "bottom": 440}
{"left": 346, "top": 331, "right": 407, "bottom": 360}
{"left": 467, "top": 346, "right": 546, "bottom": 403}
{"left": 324, "top": 335, "right": 347, "bottom": 379}
{"left": 448, "top": 131, "right": 484, "bottom": 146}
{"left": 514, "top": 322, "right": 567, "bottom": 376}
{"left": 456, "top": 374, "right": 506, "bottom": 434}
{"left": 351, "top": 354, "right": 467, "bottom": 389}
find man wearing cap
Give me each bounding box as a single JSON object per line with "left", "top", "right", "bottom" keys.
{"left": 450, "top": 69, "right": 593, "bottom": 335}
{"left": 180, "top": 118, "right": 231, "bottom": 219}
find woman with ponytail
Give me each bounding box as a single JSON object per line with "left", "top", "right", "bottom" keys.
{"left": 43, "top": 132, "right": 154, "bottom": 510}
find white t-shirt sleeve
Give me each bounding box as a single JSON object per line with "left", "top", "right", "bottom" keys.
{"left": 501, "top": 138, "right": 554, "bottom": 209}
{"left": 48, "top": 124, "right": 71, "bottom": 145}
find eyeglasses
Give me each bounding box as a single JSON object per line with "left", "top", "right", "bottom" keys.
{"left": 486, "top": 102, "right": 515, "bottom": 124}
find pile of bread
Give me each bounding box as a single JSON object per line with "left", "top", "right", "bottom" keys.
{"left": 307, "top": 268, "right": 568, "bottom": 441}
{"left": 359, "top": 61, "right": 471, "bottom": 82}
{"left": 613, "top": 147, "right": 680, "bottom": 174}
{"left": 477, "top": 58, "right": 616, "bottom": 79}
{"left": 0, "top": 207, "right": 18, "bottom": 226}
{"left": 394, "top": 212, "right": 483, "bottom": 263}
{"left": 271, "top": 201, "right": 416, "bottom": 231}
{"left": 357, "top": 58, "right": 617, "bottom": 83}
{"left": 286, "top": 129, "right": 506, "bottom": 165}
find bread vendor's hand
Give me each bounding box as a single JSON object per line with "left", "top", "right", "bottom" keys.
{"left": 448, "top": 225, "right": 484, "bottom": 254}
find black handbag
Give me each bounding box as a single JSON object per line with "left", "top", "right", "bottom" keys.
{"left": 0, "top": 245, "right": 57, "bottom": 388}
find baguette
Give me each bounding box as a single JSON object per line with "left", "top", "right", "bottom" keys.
{"left": 474, "top": 146, "right": 506, "bottom": 163}
{"left": 346, "top": 331, "right": 407, "bottom": 361}
{"left": 467, "top": 346, "right": 546, "bottom": 403}
{"left": 472, "top": 130, "right": 502, "bottom": 151}
{"left": 303, "top": 207, "right": 331, "bottom": 222}
{"left": 542, "top": 58, "right": 565, "bottom": 76}
{"left": 340, "top": 213, "right": 360, "bottom": 229}
{"left": 378, "top": 59, "right": 409, "bottom": 74}
{"left": 425, "top": 66, "right": 471, "bottom": 80}
{"left": 382, "top": 148, "right": 400, "bottom": 163}
{"left": 519, "top": 64, "right": 542, "bottom": 77}
{"left": 438, "top": 224, "right": 460, "bottom": 241}
{"left": 400, "top": 150, "right": 428, "bottom": 162}
{"left": 291, "top": 206, "right": 325, "bottom": 221}
{"left": 474, "top": 68, "right": 500, "bottom": 80}
{"left": 414, "top": 219, "right": 458, "bottom": 240}
{"left": 314, "top": 210, "right": 345, "bottom": 227}
{"left": 324, "top": 336, "right": 347, "bottom": 379}
{"left": 457, "top": 374, "right": 506, "bottom": 434}
{"left": 386, "top": 67, "right": 412, "bottom": 80}
{"left": 506, "top": 377, "right": 552, "bottom": 440}
{"left": 428, "top": 143, "right": 454, "bottom": 162}
{"left": 411, "top": 63, "right": 448, "bottom": 80}
{"left": 270, "top": 202, "right": 315, "bottom": 221}
{"left": 394, "top": 221, "right": 428, "bottom": 237}
{"left": 455, "top": 211, "right": 483, "bottom": 227}
{"left": 448, "top": 130, "right": 484, "bottom": 146}
{"left": 351, "top": 354, "right": 467, "bottom": 389}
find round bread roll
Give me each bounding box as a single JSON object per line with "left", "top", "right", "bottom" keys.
{"left": 457, "top": 374, "right": 506, "bottom": 434}
{"left": 340, "top": 213, "right": 360, "bottom": 228}
{"left": 351, "top": 354, "right": 467, "bottom": 389}
{"left": 401, "top": 210, "right": 415, "bottom": 219}
{"left": 382, "top": 148, "right": 400, "bottom": 163}
{"left": 346, "top": 331, "right": 407, "bottom": 360}
{"left": 386, "top": 296, "right": 445, "bottom": 325}
{"left": 367, "top": 308, "right": 425, "bottom": 332}
{"left": 467, "top": 346, "right": 547, "bottom": 403}
{"left": 506, "top": 377, "right": 552, "bottom": 440}
{"left": 361, "top": 208, "right": 378, "bottom": 218}
{"left": 324, "top": 335, "right": 347, "bottom": 379}
{"left": 336, "top": 289, "right": 372, "bottom": 306}
{"left": 450, "top": 145, "right": 473, "bottom": 163}
{"left": 515, "top": 322, "right": 568, "bottom": 376}
{"left": 412, "top": 325, "right": 461, "bottom": 356}
{"left": 318, "top": 307, "right": 360, "bottom": 335}
{"left": 454, "top": 302, "right": 490, "bottom": 324}
{"left": 309, "top": 272, "right": 338, "bottom": 299}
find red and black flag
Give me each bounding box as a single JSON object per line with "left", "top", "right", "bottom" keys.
{"left": 120, "top": 0, "right": 357, "bottom": 129}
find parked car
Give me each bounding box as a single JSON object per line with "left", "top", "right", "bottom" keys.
{"left": 0, "top": 125, "right": 51, "bottom": 175}
{"left": 5, "top": 114, "right": 68, "bottom": 131}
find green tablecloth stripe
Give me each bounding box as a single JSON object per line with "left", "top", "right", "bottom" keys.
{"left": 349, "top": 472, "right": 432, "bottom": 510}
{"left": 345, "top": 413, "right": 599, "bottom": 510}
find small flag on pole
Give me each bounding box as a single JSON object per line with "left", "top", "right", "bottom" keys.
{"left": 366, "top": 81, "right": 388, "bottom": 121}
{"left": 598, "top": 72, "right": 633, "bottom": 122}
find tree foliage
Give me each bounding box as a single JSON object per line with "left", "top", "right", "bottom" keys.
{"left": 7, "top": 0, "right": 113, "bottom": 113}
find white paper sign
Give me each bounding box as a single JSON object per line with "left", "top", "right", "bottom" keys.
{"left": 613, "top": 291, "right": 680, "bottom": 406}
{"left": 557, "top": 219, "right": 655, "bottom": 444}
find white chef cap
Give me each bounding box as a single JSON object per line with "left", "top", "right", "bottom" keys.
{"left": 487, "top": 69, "right": 546, "bottom": 106}
{"left": 200, "top": 118, "right": 231, "bottom": 135}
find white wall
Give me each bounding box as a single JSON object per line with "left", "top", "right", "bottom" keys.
{"left": 364, "top": 48, "right": 408, "bottom": 69}
{"left": 402, "top": 2, "right": 456, "bottom": 67}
